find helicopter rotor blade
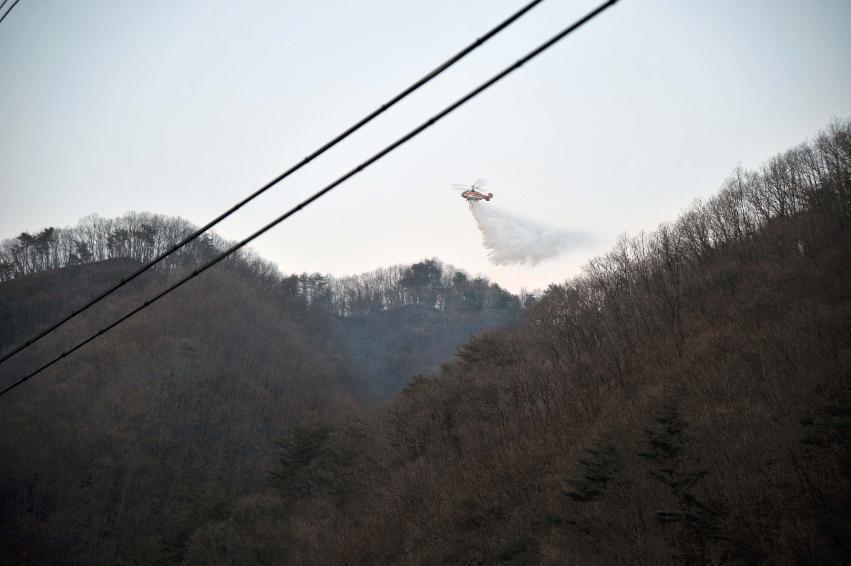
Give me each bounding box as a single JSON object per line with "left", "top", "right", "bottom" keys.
{"left": 473, "top": 177, "right": 488, "bottom": 189}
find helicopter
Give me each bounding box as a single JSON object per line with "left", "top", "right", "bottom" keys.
{"left": 451, "top": 178, "right": 493, "bottom": 202}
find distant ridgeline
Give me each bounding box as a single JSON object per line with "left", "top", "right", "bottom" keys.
{"left": 0, "top": 212, "right": 526, "bottom": 396}
{"left": 0, "top": 213, "right": 238, "bottom": 281}
{"left": 0, "top": 212, "right": 525, "bottom": 316}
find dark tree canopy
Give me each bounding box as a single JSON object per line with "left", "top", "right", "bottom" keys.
{"left": 1, "top": 121, "right": 850, "bottom": 565}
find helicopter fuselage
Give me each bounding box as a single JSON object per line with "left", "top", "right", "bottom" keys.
{"left": 461, "top": 189, "right": 493, "bottom": 201}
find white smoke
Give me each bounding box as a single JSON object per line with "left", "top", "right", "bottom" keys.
{"left": 468, "top": 201, "right": 589, "bottom": 266}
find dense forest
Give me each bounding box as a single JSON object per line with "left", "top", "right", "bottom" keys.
{"left": 0, "top": 214, "right": 523, "bottom": 398}
{"left": 1, "top": 120, "right": 850, "bottom": 564}
{"left": 0, "top": 219, "right": 522, "bottom": 562}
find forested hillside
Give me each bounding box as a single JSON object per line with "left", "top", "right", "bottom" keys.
{"left": 0, "top": 258, "right": 361, "bottom": 563}
{"left": 1, "top": 121, "right": 849, "bottom": 565}
{"left": 331, "top": 263, "right": 522, "bottom": 395}
{"left": 0, "top": 213, "right": 523, "bottom": 397}
{"left": 171, "top": 122, "right": 849, "bottom": 565}
{"left": 0, "top": 224, "right": 521, "bottom": 562}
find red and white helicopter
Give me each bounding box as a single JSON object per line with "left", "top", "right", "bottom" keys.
{"left": 451, "top": 178, "right": 493, "bottom": 202}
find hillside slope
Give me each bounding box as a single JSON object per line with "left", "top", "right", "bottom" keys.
{"left": 0, "top": 260, "right": 362, "bottom": 563}
{"left": 181, "top": 122, "right": 851, "bottom": 565}
{"left": 0, "top": 252, "right": 521, "bottom": 563}
{"left": 2, "top": 122, "right": 848, "bottom": 565}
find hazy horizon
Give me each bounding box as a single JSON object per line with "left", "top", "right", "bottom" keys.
{"left": 2, "top": 0, "right": 850, "bottom": 293}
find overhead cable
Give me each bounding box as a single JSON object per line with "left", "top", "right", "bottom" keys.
{"left": 0, "top": 0, "right": 545, "bottom": 369}
{"left": 0, "top": 0, "right": 20, "bottom": 25}
{"left": 0, "top": 0, "right": 620, "bottom": 399}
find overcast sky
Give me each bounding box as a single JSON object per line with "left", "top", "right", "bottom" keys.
{"left": 1, "top": 0, "right": 849, "bottom": 292}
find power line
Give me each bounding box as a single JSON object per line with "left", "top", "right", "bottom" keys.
{"left": 0, "top": 0, "right": 20, "bottom": 25}
{"left": 0, "top": 0, "right": 620, "bottom": 399}
{"left": 0, "top": 0, "right": 545, "bottom": 370}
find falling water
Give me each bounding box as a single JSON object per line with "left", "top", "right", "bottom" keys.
{"left": 468, "top": 201, "right": 589, "bottom": 266}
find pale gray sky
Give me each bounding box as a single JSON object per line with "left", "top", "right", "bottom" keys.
{"left": 2, "top": 0, "right": 850, "bottom": 292}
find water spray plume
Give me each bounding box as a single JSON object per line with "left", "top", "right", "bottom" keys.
{"left": 468, "top": 201, "right": 590, "bottom": 266}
